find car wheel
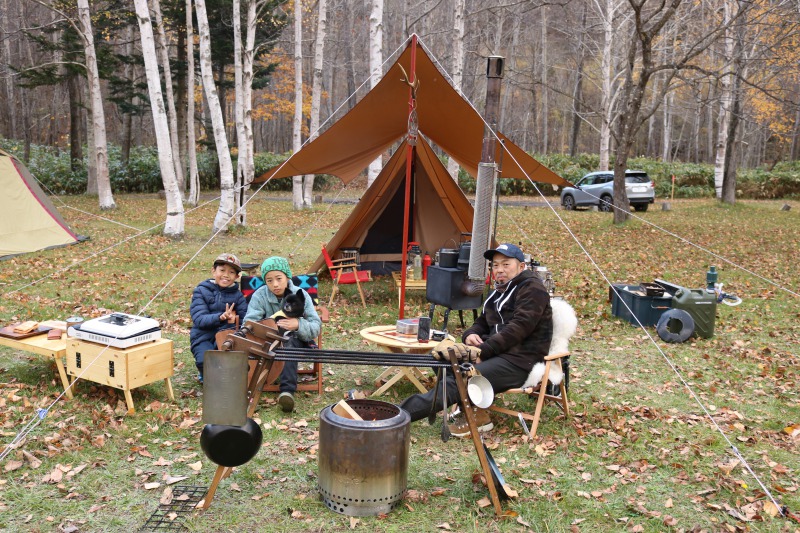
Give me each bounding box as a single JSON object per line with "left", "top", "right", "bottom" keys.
{"left": 562, "top": 195, "right": 575, "bottom": 211}
{"left": 599, "top": 195, "right": 613, "bottom": 212}
{"left": 633, "top": 203, "right": 649, "bottom": 212}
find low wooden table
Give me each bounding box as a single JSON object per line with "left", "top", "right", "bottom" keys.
{"left": 360, "top": 325, "right": 445, "bottom": 397}
{"left": 66, "top": 337, "right": 174, "bottom": 413}
{"left": 0, "top": 321, "right": 73, "bottom": 399}
{"left": 391, "top": 271, "right": 426, "bottom": 305}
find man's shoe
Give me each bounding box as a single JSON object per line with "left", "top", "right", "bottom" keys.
{"left": 277, "top": 392, "right": 295, "bottom": 413}
{"left": 448, "top": 408, "right": 493, "bottom": 438}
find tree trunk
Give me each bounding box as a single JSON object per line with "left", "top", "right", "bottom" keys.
{"left": 176, "top": 24, "right": 187, "bottom": 179}
{"left": 714, "top": 0, "right": 734, "bottom": 199}
{"left": 661, "top": 91, "right": 673, "bottom": 161}
{"left": 447, "top": 0, "right": 465, "bottom": 180}
{"left": 598, "top": 0, "right": 616, "bottom": 171}
{"left": 67, "top": 75, "right": 83, "bottom": 171}
{"left": 366, "top": 0, "right": 384, "bottom": 187}
{"left": 1, "top": 0, "right": 17, "bottom": 139}
{"left": 84, "top": 81, "right": 97, "bottom": 194}
{"left": 134, "top": 0, "right": 185, "bottom": 237}
{"left": 540, "top": 6, "right": 548, "bottom": 153}
{"left": 569, "top": 5, "right": 587, "bottom": 157}
{"left": 121, "top": 25, "right": 134, "bottom": 164}
{"left": 236, "top": 0, "right": 257, "bottom": 223}
{"left": 291, "top": 0, "right": 304, "bottom": 210}
{"left": 185, "top": 0, "right": 199, "bottom": 206}
{"left": 305, "top": 0, "right": 328, "bottom": 207}
{"left": 721, "top": 1, "right": 745, "bottom": 205}
{"left": 233, "top": 0, "right": 248, "bottom": 222}
{"left": 77, "top": 0, "right": 115, "bottom": 209}
{"left": 152, "top": 0, "right": 186, "bottom": 193}
{"left": 195, "top": 0, "right": 235, "bottom": 232}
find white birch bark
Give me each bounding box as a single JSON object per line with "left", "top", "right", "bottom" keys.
{"left": 304, "top": 0, "right": 327, "bottom": 207}
{"left": 152, "top": 0, "right": 185, "bottom": 192}
{"left": 77, "top": 0, "right": 115, "bottom": 209}
{"left": 195, "top": 0, "right": 235, "bottom": 232}
{"left": 447, "top": 0, "right": 465, "bottom": 181}
{"left": 714, "top": 0, "right": 734, "bottom": 199}
{"left": 239, "top": 0, "right": 257, "bottom": 222}
{"left": 1, "top": 0, "right": 17, "bottom": 137}
{"left": 185, "top": 0, "right": 199, "bottom": 206}
{"left": 366, "top": 0, "right": 383, "bottom": 187}
{"left": 134, "top": 0, "right": 184, "bottom": 236}
{"left": 292, "top": 0, "right": 304, "bottom": 210}
{"left": 661, "top": 91, "right": 674, "bottom": 161}
{"left": 598, "top": 0, "right": 616, "bottom": 172}
{"left": 233, "top": 0, "right": 248, "bottom": 221}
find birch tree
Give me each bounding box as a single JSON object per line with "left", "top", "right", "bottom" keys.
{"left": 134, "top": 0, "right": 185, "bottom": 236}
{"left": 446, "top": 0, "right": 466, "bottom": 180}
{"left": 304, "top": 0, "right": 328, "bottom": 207}
{"left": 597, "top": 0, "right": 621, "bottom": 172}
{"left": 291, "top": 0, "right": 304, "bottom": 210}
{"left": 366, "top": 0, "right": 383, "bottom": 187}
{"left": 152, "top": 0, "right": 185, "bottom": 192}
{"left": 233, "top": 0, "right": 249, "bottom": 220}
{"left": 77, "top": 0, "right": 115, "bottom": 209}
{"left": 195, "top": 0, "right": 236, "bottom": 232}
{"left": 714, "top": 0, "right": 734, "bottom": 199}
{"left": 185, "top": 0, "right": 199, "bottom": 206}
{"left": 236, "top": 0, "right": 258, "bottom": 222}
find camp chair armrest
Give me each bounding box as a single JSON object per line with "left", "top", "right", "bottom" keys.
{"left": 328, "top": 263, "right": 357, "bottom": 271}
{"left": 544, "top": 352, "right": 570, "bottom": 361}
{"left": 329, "top": 257, "right": 355, "bottom": 264}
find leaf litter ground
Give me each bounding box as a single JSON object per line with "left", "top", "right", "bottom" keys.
{"left": 0, "top": 195, "right": 798, "bottom": 532}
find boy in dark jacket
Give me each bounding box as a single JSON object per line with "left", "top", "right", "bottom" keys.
{"left": 190, "top": 253, "right": 248, "bottom": 382}
{"left": 400, "top": 243, "right": 552, "bottom": 437}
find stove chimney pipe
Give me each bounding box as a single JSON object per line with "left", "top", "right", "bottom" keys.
{"left": 463, "top": 55, "right": 504, "bottom": 297}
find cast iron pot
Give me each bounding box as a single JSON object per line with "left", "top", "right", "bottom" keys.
{"left": 438, "top": 248, "right": 459, "bottom": 268}
{"left": 200, "top": 418, "right": 263, "bottom": 467}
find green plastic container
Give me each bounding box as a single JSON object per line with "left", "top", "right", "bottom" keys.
{"left": 655, "top": 279, "right": 717, "bottom": 338}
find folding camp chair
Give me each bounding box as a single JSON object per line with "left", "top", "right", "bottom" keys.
{"left": 321, "top": 243, "right": 372, "bottom": 308}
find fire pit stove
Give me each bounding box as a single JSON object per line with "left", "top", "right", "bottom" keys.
{"left": 318, "top": 399, "right": 410, "bottom": 517}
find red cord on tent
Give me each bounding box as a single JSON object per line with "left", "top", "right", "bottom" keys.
{"left": 398, "top": 35, "right": 418, "bottom": 319}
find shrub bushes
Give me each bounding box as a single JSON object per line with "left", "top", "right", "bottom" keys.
{"left": 1, "top": 138, "right": 798, "bottom": 199}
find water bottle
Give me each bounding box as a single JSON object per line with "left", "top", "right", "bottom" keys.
{"left": 706, "top": 265, "right": 718, "bottom": 291}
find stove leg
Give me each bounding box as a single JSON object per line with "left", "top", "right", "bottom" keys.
{"left": 201, "top": 465, "right": 232, "bottom": 510}
{"left": 442, "top": 308, "right": 451, "bottom": 332}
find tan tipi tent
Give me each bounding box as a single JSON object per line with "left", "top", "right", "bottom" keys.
{"left": 308, "top": 136, "right": 473, "bottom": 273}
{"left": 255, "top": 40, "right": 570, "bottom": 271}
{"left": 0, "top": 149, "right": 82, "bottom": 259}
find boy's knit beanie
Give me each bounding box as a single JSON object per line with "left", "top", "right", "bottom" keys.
{"left": 261, "top": 256, "right": 292, "bottom": 279}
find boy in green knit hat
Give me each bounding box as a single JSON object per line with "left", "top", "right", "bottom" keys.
{"left": 243, "top": 256, "right": 321, "bottom": 412}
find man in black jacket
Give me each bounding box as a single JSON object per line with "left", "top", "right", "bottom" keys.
{"left": 400, "top": 243, "right": 553, "bottom": 437}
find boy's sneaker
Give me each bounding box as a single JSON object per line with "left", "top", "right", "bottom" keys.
{"left": 197, "top": 373, "right": 204, "bottom": 384}
{"left": 448, "top": 407, "right": 493, "bottom": 438}
{"left": 277, "top": 392, "right": 295, "bottom": 413}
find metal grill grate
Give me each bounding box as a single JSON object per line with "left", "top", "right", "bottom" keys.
{"left": 139, "top": 485, "right": 207, "bottom": 531}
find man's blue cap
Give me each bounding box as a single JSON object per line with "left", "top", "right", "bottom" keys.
{"left": 483, "top": 243, "right": 525, "bottom": 262}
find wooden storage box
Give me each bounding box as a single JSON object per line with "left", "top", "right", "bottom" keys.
{"left": 66, "top": 338, "right": 174, "bottom": 412}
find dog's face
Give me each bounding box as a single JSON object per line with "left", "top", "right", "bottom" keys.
{"left": 281, "top": 291, "right": 306, "bottom": 318}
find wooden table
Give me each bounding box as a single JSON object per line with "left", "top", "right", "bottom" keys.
{"left": 360, "top": 325, "right": 446, "bottom": 396}
{"left": 0, "top": 321, "right": 73, "bottom": 399}
{"left": 391, "top": 271, "right": 426, "bottom": 305}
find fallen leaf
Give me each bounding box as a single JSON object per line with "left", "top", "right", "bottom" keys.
{"left": 476, "top": 497, "right": 492, "bottom": 508}
{"left": 349, "top": 516, "right": 359, "bottom": 529}
{"left": 160, "top": 487, "right": 174, "bottom": 505}
{"left": 22, "top": 451, "right": 41, "bottom": 469}
{"left": 165, "top": 475, "right": 189, "bottom": 485}
{"left": 188, "top": 461, "right": 202, "bottom": 471}
{"left": 144, "top": 482, "right": 161, "bottom": 490}
{"left": 436, "top": 523, "right": 451, "bottom": 530}
{"left": 517, "top": 516, "right": 531, "bottom": 527}
{"left": 167, "top": 512, "right": 178, "bottom": 521}
{"left": 663, "top": 515, "right": 678, "bottom": 527}
{"left": 291, "top": 510, "right": 303, "bottom": 519}
{"left": 4, "top": 460, "right": 23, "bottom": 472}
{"left": 665, "top": 497, "right": 673, "bottom": 508}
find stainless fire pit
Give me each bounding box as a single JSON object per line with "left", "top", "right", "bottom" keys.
{"left": 318, "top": 399, "right": 410, "bottom": 516}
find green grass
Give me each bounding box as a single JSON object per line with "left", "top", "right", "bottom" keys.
{"left": 1, "top": 195, "right": 799, "bottom": 532}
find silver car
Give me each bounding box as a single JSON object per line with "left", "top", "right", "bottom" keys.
{"left": 560, "top": 170, "right": 655, "bottom": 212}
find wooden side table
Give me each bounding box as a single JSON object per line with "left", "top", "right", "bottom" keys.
{"left": 66, "top": 338, "right": 175, "bottom": 413}
{"left": 360, "top": 325, "right": 449, "bottom": 397}
{"left": 391, "top": 272, "right": 426, "bottom": 305}
{"left": 0, "top": 326, "right": 72, "bottom": 399}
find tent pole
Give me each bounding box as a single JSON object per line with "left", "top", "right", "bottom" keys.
{"left": 399, "top": 34, "right": 418, "bottom": 319}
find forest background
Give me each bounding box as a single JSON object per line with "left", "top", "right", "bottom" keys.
{"left": 2, "top": 0, "right": 800, "bottom": 219}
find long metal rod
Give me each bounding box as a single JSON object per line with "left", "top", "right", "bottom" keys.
{"left": 274, "top": 348, "right": 449, "bottom": 368}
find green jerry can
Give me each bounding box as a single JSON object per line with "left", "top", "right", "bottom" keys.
{"left": 655, "top": 279, "right": 717, "bottom": 338}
